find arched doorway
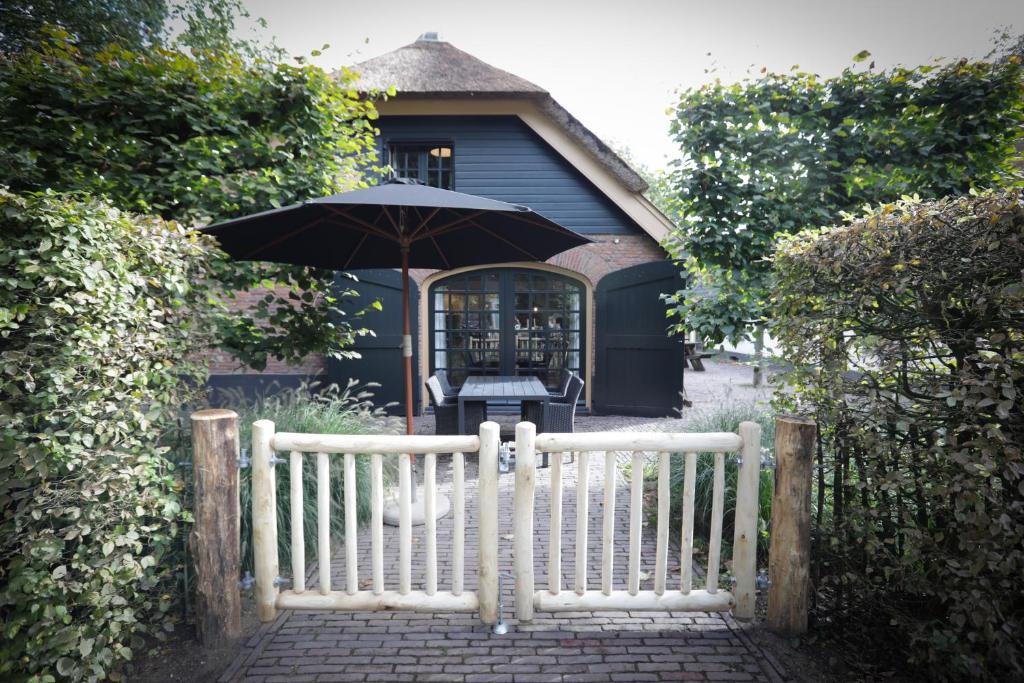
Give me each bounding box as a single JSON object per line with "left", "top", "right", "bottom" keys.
{"left": 429, "top": 268, "right": 586, "bottom": 392}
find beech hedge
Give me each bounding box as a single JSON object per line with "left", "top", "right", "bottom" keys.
{"left": 772, "top": 189, "right": 1024, "bottom": 680}
{"left": 0, "top": 189, "right": 219, "bottom": 682}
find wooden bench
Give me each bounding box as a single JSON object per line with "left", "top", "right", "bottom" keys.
{"left": 684, "top": 343, "right": 718, "bottom": 371}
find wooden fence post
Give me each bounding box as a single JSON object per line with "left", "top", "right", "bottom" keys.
{"left": 731, "top": 421, "right": 762, "bottom": 620}
{"left": 252, "top": 419, "right": 279, "bottom": 623}
{"left": 767, "top": 415, "right": 816, "bottom": 634}
{"left": 190, "top": 409, "right": 242, "bottom": 646}
{"left": 477, "top": 421, "right": 500, "bottom": 625}
{"left": 513, "top": 421, "right": 536, "bottom": 622}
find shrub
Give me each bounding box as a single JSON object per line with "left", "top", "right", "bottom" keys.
{"left": 0, "top": 189, "right": 218, "bottom": 681}
{"left": 645, "top": 403, "right": 775, "bottom": 573}
{"left": 207, "top": 382, "right": 400, "bottom": 576}
{"left": 772, "top": 189, "right": 1024, "bottom": 680}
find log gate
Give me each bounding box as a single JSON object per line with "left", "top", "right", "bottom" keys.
{"left": 249, "top": 420, "right": 763, "bottom": 626}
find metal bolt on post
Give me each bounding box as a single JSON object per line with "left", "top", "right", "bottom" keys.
{"left": 493, "top": 573, "right": 513, "bottom": 635}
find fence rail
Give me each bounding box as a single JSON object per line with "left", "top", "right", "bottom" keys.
{"left": 516, "top": 422, "right": 762, "bottom": 620}
{"left": 251, "top": 420, "right": 501, "bottom": 624}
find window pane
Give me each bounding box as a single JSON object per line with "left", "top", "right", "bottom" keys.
{"left": 388, "top": 143, "right": 454, "bottom": 189}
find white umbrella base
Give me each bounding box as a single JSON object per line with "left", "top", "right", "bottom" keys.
{"left": 382, "top": 491, "right": 451, "bottom": 526}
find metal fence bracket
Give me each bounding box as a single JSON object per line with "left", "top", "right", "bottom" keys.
{"left": 238, "top": 570, "right": 255, "bottom": 591}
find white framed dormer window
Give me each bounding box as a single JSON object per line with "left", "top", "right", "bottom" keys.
{"left": 387, "top": 142, "right": 454, "bottom": 190}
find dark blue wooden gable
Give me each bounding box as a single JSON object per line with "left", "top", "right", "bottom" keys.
{"left": 377, "top": 115, "right": 642, "bottom": 235}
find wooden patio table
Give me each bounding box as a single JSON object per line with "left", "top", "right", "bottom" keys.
{"left": 457, "top": 375, "right": 550, "bottom": 435}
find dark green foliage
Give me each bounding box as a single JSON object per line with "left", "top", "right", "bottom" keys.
{"left": 0, "top": 189, "right": 219, "bottom": 682}
{"left": 0, "top": 32, "right": 385, "bottom": 371}
{"left": 0, "top": 0, "right": 167, "bottom": 55}
{"left": 666, "top": 54, "right": 1024, "bottom": 346}
{"left": 772, "top": 189, "right": 1024, "bottom": 680}
{"left": 0, "top": 15, "right": 391, "bottom": 683}
{"left": 0, "top": 0, "right": 276, "bottom": 59}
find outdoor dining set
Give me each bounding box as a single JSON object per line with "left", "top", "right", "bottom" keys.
{"left": 426, "top": 368, "right": 584, "bottom": 443}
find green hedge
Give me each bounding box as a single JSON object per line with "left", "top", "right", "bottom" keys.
{"left": 772, "top": 189, "right": 1024, "bottom": 680}
{"left": 0, "top": 189, "right": 218, "bottom": 682}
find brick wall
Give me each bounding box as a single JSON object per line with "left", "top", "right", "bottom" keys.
{"left": 205, "top": 286, "right": 328, "bottom": 376}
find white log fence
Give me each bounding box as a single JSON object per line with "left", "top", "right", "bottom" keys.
{"left": 514, "top": 423, "right": 762, "bottom": 619}
{"left": 251, "top": 420, "right": 502, "bottom": 624}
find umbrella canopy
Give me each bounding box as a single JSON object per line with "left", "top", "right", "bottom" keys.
{"left": 203, "top": 179, "right": 591, "bottom": 436}
{"left": 204, "top": 179, "right": 590, "bottom": 270}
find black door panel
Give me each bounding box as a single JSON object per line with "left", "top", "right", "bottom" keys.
{"left": 594, "top": 262, "right": 685, "bottom": 417}
{"left": 327, "top": 269, "right": 419, "bottom": 415}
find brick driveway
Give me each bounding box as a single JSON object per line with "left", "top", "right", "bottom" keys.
{"left": 221, "top": 388, "right": 786, "bottom": 682}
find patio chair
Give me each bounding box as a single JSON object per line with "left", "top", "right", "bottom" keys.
{"left": 549, "top": 367, "right": 573, "bottom": 397}
{"left": 523, "top": 374, "right": 584, "bottom": 467}
{"left": 462, "top": 348, "right": 487, "bottom": 375}
{"left": 520, "top": 368, "right": 573, "bottom": 420}
{"left": 434, "top": 369, "right": 458, "bottom": 400}
{"left": 425, "top": 375, "right": 486, "bottom": 436}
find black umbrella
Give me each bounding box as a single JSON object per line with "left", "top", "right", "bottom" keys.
{"left": 203, "top": 178, "right": 591, "bottom": 436}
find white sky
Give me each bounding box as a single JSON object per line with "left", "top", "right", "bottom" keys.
{"left": 238, "top": 0, "right": 1024, "bottom": 172}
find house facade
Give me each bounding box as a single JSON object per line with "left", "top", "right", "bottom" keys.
{"left": 208, "top": 34, "right": 685, "bottom": 417}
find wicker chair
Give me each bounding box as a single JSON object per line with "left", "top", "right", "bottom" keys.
{"left": 434, "top": 369, "right": 458, "bottom": 400}
{"left": 550, "top": 368, "right": 573, "bottom": 397}
{"left": 520, "top": 368, "right": 573, "bottom": 420}
{"left": 523, "top": 374, "right": 584, "bottom": 467}
{"left": 425, "top": 375, "right": 486, "bottom": 435}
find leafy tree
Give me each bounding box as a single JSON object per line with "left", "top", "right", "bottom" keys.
{"left": 0, "top": 30, "right": 386, "bottom": 370}
{"left": 665, "top": 52, "right": 1024, "bottom": 358}
{"left": 0, "top": 0, "right": 278, "bottom": 58}
{"left": 0, "top": 0, "right": 167, "bottom": 55}
{"left": 169, "top": 0, "right": 284, "bottom": 61}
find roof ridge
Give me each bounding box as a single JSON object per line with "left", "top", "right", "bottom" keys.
{"left": 351, "top": 38, "right": 547, "bottom": 95}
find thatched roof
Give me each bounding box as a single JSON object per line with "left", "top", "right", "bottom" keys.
{"left": 353, "top": 34, "right": 546, "bottom": 97}
{"left": 350, "top": 34, "right": 648, "bottom": 193}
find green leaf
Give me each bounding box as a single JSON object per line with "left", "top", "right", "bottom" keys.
{"left": 56, "top": 658, "right": 76, "bottom": 676}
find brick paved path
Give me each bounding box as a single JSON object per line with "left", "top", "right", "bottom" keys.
{"left": 221, "top": 393, "right": 786, "bottom": 682}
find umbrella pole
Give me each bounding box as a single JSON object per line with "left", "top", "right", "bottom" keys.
{"left": 401, "top": 245, "right": 413, "bottom": 438}
{"left": 401, "top": 245, "right": 418, "bottom": 504}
